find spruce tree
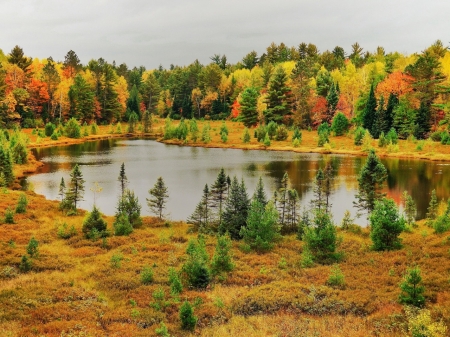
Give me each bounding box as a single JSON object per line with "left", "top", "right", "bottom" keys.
{"left": 370, "top": 198, "right": 405, "bottom": 251}
{"left": 362, "top": 83, "right": 377, "bottom": 136}
{"left": 414, "top": 101, "right": 431, "bottom": 139}
{"left": 325, "top": 82, "right": 339, "bottom": 123}
{"left": 220, "top": 177, "right": 250, "bottom": 239}
{"left": 311, "top": 169, "right": 325, "bottom": 211}
{"left": 211, "top": 168, "right": 228, "bottom": 224}
{"left": 253, "top": 176, "right": 268, "bottom": 206}
{"left": 426, "top": 189, "right": 439, "bottom": 222}
{"left": 143, "top": 110, "right": 152, "bottom": 133}
{"left": 0, "top": 146, "right": 14, "bottom": 187}
{"left": 354, "top": 149, "right": 387, "bottom": 216}
{"left": 264, "top": 66, "right": 293, "bottom": 124}
{"left": 147, "top": 177, "right": 169, "bottom": 220}
{"left": 118, "top": 189, "right": 142, "bottom": 228}
{"left": 187, "top": 184, "right": 211, "bottom": 232}
{"left": 179, "top": 301, "right": 197, "bottom": 331}
{"left": 238, "top": 87, "right": 259, "bottom": 127}
{"left": 182, "top": 236, "right": 210, "bottom": 289}
{"left": 65, "top": 164, "right": 85, "bottom": 212}
{"left": 211, "top": 234, "right": 234, "bottom": 275}
{"left": 82, "top": 205, "right": 108, "bottom": 238}
{"left": 399, "top": 266, "right": 425, "bottom": 307}
{"left": 118, "top": 162, "right": 128, "bottom": 198}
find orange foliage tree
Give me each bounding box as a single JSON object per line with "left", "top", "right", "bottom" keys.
{"left": 376, "top": 71, "right": 413, "bottom": 101}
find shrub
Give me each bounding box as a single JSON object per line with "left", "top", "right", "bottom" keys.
{"left": 266, "top": 121, "right": 277, "bottom": 139}
{"left": 116, "top": 122, "right": 122, "bottom": 134}
{"left": 182, "top": 237, "right": 211, "bottom": 289}
{"left": 113, "top": 212, "right": 133, "bottom": 236}
{"left": 331, "top": 112, "right": 349, "bottom": 136}
{"left": 90, "top": 122, "right": 99, "bottom": 135}
{"left": 4, "top": 207, "right": 14, "bottom": 224}
{"left": 370, "top": 198, "right": 405, "bottom": 251}
{"left": 292, "top": 127, "right": 302, "bottom": 142}
{"left": 317, "top": 123, "right": 330, "bottom": 147}
{"left": 263, "top": 133, "right": 271, "bottom": 147}
{"left": 354, "top": 127, "right": 365, "bottom": 145}
{"left": 57, "top": 223, "right": 77, "bottom": 239}
{"left": 168, "top": 267, "right": 183, "bottom": 295}
{"left": 405, "top": 307, "right": 447, "bottom": 337}
{"left": 303, "top": 210, "right": 338, "bottom": 263}
{"left": 1, "top": 266, "right": 18, "bottom": 279}
{"left": 429, "top": 131, "right": 442, "bottom": 142}
{"left": 221, "top": 132, "right": 228, "bottom": 143}
{"left": 44, "top": 122, "right": 56, "bottom": 137}
{"left": 275, "top": 124, "right": 288, "bottom": 141}
{"left": 155, "top": 322, "right": 171, "bottom": 337}
{"left": 293, "top": 138, "right": 300, "bottom": 147}
{"left": 211, "top": 234, "right": 234, "bottom": 275}
{"left": 15, "top": 193, "right": 28, "bottom": 213}
{"left": 433, "top": 214, "right": 450, "bottom": 234}
{"left": 10, "top": 140, "right": 28, "bottom": 164}
{"left": 50, "top": 132, "right": 58, "bottom": 140}
{"left": 201, "top": 123, "right": 211, "bottom": 143}
{"left": 386, "top": 128, "right": 398, "bottom": 144}
{"left": 255, "top": 124, "right": 267, "bottom": 142}
{"left": 82, "top": 206, "right": 108, "bottom": 238}
{"left": 110, "top": 252, "right": 124, "bottom": 269}
{"left": 179, "top": 301, "right": 197, "bottom": 331}
{"left": 242, "top": 128, "right": 251, "bottom": 143}
{"left": 19, "top": 255, "right": 32, "bottom": 272}
{"left": 378, "top": 132, "right": 387, "bottom": 147}
{"left": 27, "top": 236, "right": 39, "bottom": 258}
{"left": 64, "top": 118, "right": 81, "bottom": 138}
{"left": 326, "top": 264, "right": 345, "bottom": 287}
{"left": 140, "top": 265, "right": 154, "bottom": 285}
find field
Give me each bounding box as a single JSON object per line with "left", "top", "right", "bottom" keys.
{"left": 1, "top": 120, "right": 450, "bottom": 336}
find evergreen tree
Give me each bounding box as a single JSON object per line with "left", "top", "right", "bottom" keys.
{"left": 82, "top": 205, "right": 108, "bottom": 238}
{"left": 126, "top": 84, "right": 141, "bottom": 118}
{"left": 331, "top": 112, "right": 349, "bottom": 136}
{"left": 0, "top": 146, "right": 14, "bottom": 186}
{"left": 182, "top": 236, "right": 210, "bottom": 289}
{"left": 253, "top": 176, "right": 268, "bottom": 206}
{"left": 118, "top": 189, "right": 142, "bottom": 228}
{"left": 393, "top": 100, "right": 416, "bottom": 139}
{"left": 384, "top": 93, "right": 398, "bottom": 134}
{"left": 399, "top": 266, "right": 425, "bottom": 307}
{"left": 277, "top": 172, "right": 289, "bottom": 226}
{"left": 187, "top": 184, "right": 211, "bottom": 232}
{"left": 426, "top": 189, "right": 439, "bottom": 222}
{"left": 402, "top": 191, "right": 417, "bottom": 226}
{"left": 370, "top": 198, "right": 405, "bottom": 251}
{"left": 211, "top": 234, "right": 234, "bottom": 275}
{"left": 291, "top": 59, "right": 312, "bottom": 127}
{"left": 65, "top": 164, "right": 85, "bottom": 211}
{"left": 240, "top": 200, "right": 280, "bottom": 252}
{"left": 284, "top": 189, "right": 299, "bottom": 233}
{"left": 147, "top": 177, "right": 169, "bottom": 220}
{"left": 7, "top": 45, "right": 32, "bottom": 72}
{"left": 68, "top": 74, "right": 95, "bottom": 121}
{"left": 311, "top": 169, "right": 325, "bottom": 212}
{"left": 26, "top": 236, "right": 39, "bottom": 258}
{"left": 211, "top": 168, "right": 228, "bottom": 224}
{"left": 325, "top": 82, "right": 339, "bottom": 123}
{"left": 127, "top": 112, "right": 138, "bottom": 133}
{"left": 323, "top": 163, "right": 334, "bottom": 212}
{"left": 372, "top": 95, "right": 385, "bottom": 139}
{"left": 238, "top": 87, "right": 259, "bottom": 127}
{"left": 354, "top": 149, "right": 387, "bottom": 216}
{"left": 179, "top": 301, "right": 197, "bottom": 331}
{"left": 362, "top": 83, "right": 377, "bottom": 136}
{"left": 143, "top": 110, "right": 152, "bottom": 133}
{"left": 264, "top": 66, "right": 293, "bottom": 124}
{"left": 118, "top": 162, "right": 128, "bottom": 198}
{"left": 63, "top": 50, "right": 82, "bottom": 78}
{"left": 303, "top": 210, "right": 338, "bottom": 263}
{"left": 414, "top": 101, "right": 431, "bottom": 139}
{"left": 220, "top": 177, "right": 250, "bottom": 239}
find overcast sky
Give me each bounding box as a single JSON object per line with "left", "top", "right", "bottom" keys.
{"left": 1, "top": 0, "right": 449, "bottom": 69}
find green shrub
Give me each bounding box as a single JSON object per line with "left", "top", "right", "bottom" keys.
{"left": 182, "top": 237, "right": 211, "bottom": 289}
{"left": 433, "top": 214, "right": 450, "bottom": 234}
{"left": 255, "top": 124, "right": 267, "bottom": 142}
{"left": 169, "top": 267, "right": 183, "bottom": 295}
{"left": 113, "top": 212, "right": 133, "bottom": 236}
{"left": 179, "top": 301, "right": 197, "bottom": 331}
{"left": 243, "top": 128, "right": 251, "bottom": 143}
{"left": 263, "top": 133, "right": 271, "bottom": 147}
{"left": 27, "top": 236, "right": 39, "bottom": 258}
{"left": 44, "top": 122, "right": 56, "bottom": 137}
{"left": 15, "top": 193, "right": 28, "bottom": 213}
{"left": 275, "top": 124, "right": 288, "bottom": 141}
{"left": 292, "top": 127, "right": 302, "bottom": 142}
{"left": 378, "top": 132, "right": 387, "bottom": 147}
{"left": 57, "top": 223, "right": 77, "bottom": 239}
{"left": 4, "top": 207, "right": 14, "bottom": 224}
{"left": 155, "top": 322, "right": 171, "bottom": 337}
{"left": 82, "top": 206, "right": 108, "bottom": 238}
{"left": 331, "top": 112, "right": 349, "bottom": 136}
{"left": 326, "top": 264, "right": 345, "bottom": 287}
{"left": 50, "top": 132, "right": 58, "bottom": 140}
{"left": 266, "top": 121, "right": 277, "bottom": 139}
{"left": 386, "top": 128, "right": 398, "bottom": 144}
{"left": 399, "top": 266, "right": 425, "bottom": 307}
{"left": 19, "top": 255, "right": 32, "bottom": 272}
{"left": 354, "top": 127, "right": 365, "bottom": 145}
{"left": 64, "top": 118, "right": 81, "bottom": 138}
{"left": 110, "top": 252, "right": 124, "bottom": 269}
{"left": 90, "top": 123, "right": 99, "bottom": 135}
{"left": 140, "top": 265, "right": 154, "bottom": 285}
{"left": 211, "top": 234, "right": 234, "bottom": 275}
{"left": 370, "top": 198, "right": 405, "bottom": 251}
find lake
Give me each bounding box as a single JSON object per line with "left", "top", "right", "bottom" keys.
{"left": 25, "top": 139, "right": 450, "bottom": 224}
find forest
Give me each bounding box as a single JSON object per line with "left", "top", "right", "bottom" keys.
{"left": 0, "top": 41, "right": 450, "bottom": 336}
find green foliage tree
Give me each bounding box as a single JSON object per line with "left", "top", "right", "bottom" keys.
{"left": 19, "top": 255, "right": 32, "bottom": 273}
{"left": 240, "top": 200, "right": 280, "bottom": 252}
{"left": 399, "top": 266, "right": 425, "bottom": 307}
{"left": 415, "top": 101, "right": 431, "bottom": 140}
{"left": 219, "top": 176, "right": 250, "bottom": 239}
{"left": 179, "top": 301, "right": 197, "bottom": 331}
{"left": 354, "top": 149, "right": 387, "bottom": 216}
{"left": 118, "top": 189, "right": 142, "bottom": 228}
{"left": 65, "top": 164, "right": 85, "bottom": 211}
{"left": 331, "top": 112, "right": 349, "bottom": 136}
{"left": 372, "top": 96, "right": 385, "bottom": 139}
{"left": 127, "top": 112, "right": 139, "bottom": 133}
{"left": 426, "top": 189, "right": 439, "bottom": 223}
{"left": 26, "top": 236, "right": 39, "bottom": 258}
{"left": 325, "top": 82, "right": 339, "bottom": 123}
{"left": 354, "top": 127, "right": 366, "bottom": 146}
{"left": 118, "top": 162, "right": 128, "bottom": 198}
{"left": 4, "top": 207, "right": 14, "bottom": 224}
{"left": 82, "top": 205, "right": 108, "bottom": 238}
{"left": 402, "top": 191, "right": 417, "bottom": 226}
{"left": 264, "top": 66, "right": 293, "bottom": 124}
{"left": 64, "top": 118, "right": 81, "bottom": 139}
{"left": 113, "top": 211, "right": 133, "bottom": 236}
{"left": 7, "top": 45, "right": 31, "bottom": 71}
{"left": 15, "top": 193, "right": 28, "bottom": 214}
{"left": 68, "top": 75, "right": 95, "bottom": 121}
{"left": 393, "top": 99, "right": 416, "bottom": 139}
{"left": 211, "top": 234, "right": 234, "bottom": 275}
{"left": 168, "top": 267, "right": 183, "bottom": 295}
{"left": 143, "top": 110, "right": 152, "bottom": 133}
{"left": 187, "top": 184, "right": 211, "bottom": 232}
{"left": 147, "top": 177, "right": 169, "bottom": 220}
{"left": 242, "top": 127, "right": 251, "bottom": 143}
{"left": 0, "top": 146, "right": 14, "bottom": 187}
{"left": 238, "top": 87, "right": 259, "bottom": 127}
{"left": 370, "top": 198, "right": 405, "bottom": 251}
{"left": 182, "top": 236, "right": 211, "bottom": 289}
{"left": 362, "top": 83, "right": 377, "bottom": 136}
{"left": 253, "top": 176, "right": 268, "bottom": 207}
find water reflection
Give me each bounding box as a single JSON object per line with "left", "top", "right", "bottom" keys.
{"left": 26, "top": 139, "right": 449, "bottom": 224}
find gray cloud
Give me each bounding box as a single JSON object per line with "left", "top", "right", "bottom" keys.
{"left": 1, "top": 0, "right": 449, "bottom": 69}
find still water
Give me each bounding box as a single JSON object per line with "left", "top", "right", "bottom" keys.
{"left": 25, "top": 139, "right": 450, "bottom": 224}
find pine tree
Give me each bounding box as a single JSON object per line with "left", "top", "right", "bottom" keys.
{"left": 311, "top": 169, "right": 325, "bottom": 211}
{"left": 402, "top": 191, "right": 417, "bottom": 226}
{"left": 68, "top": 74, "right": 95, "bottom": 121}
{"left": 264, "top": 66, "right": 293, "bottom": 124}
{"left": 179, "top": 301, "right": 197, "bottom": 331}
{"left": 182, "top": 236, "right": 210, "bottom": 289}
{"left": 220, "top": 177, "right": 250, "bottom": 239}
{"left": 285, "top": 189, "right": 299, "bottom": 234}
{"left": 291, "top": 59, "right": 312, "bottom": 128}
{"left": 325, "top": 82, "right": 339, "bottom": 123}
{"left": 303, "top": 210, "right": 338, "bottom": 263}
{"left": 211, "top": 168, "right": 228, "bottom": 224}
{"left": 399, "top": 266, "right": 425, "bottom": 307}
{"left": 82, "top": 205, "right": 108, "bottom": 238}
{"left": 414, "top": 101, "right": 431, "bottom": 139}
{"left": 354, "top": 149, "right": 387, "bottom": 217}
{"left": 240, "top": 201, "right": 280, "bottom": 252}
{"left": 384, "top": 93, "right": 398, "bottom": 133}
{"left": 63, "top": 50, "right": 81, "bottom": 78}
{"left": 118, "top": 162, "right": 128, "bottom": 198}
{"left": 211, "top": 234, "right": 234, "bottom": 275}
{"left": 362, "top": 83, "right": 377, "bottom": 136}
{"left": 126, "top": 85, "right": 141, "bottom": 117}
{"left": 118, "top": 189, "right": 142, "bottom": 228}
{"left": 426, "top": 189, "right": 439, "bottom": 222}
{"left": 65, "top": 164, "right": 85, "bottom": 212}
{"left": 0, "top": 146, "right": 14, "bottom": 187}
{"left": 147, "top": 177, "right": 169, "bottom": 220}
{"left": 393, "top": 100, "right": 416, "bottom": 139}
{"left": 238, "top": 87, "right": 259, "bottom": 127}
{"left": 187, "top": 184, "right": 211, "bottom": 232}
{"left": 7, "top": 45, "right": 32, "bottom": 72}
{"left": 253, "top": 177, "right": 268, "bottom": 206}
{"left": 143, "top": 110, "right": 152, "bottom": 133}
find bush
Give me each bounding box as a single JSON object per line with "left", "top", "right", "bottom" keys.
{"left": 4, "top": 207, "right": 14, "bottom": 224}
{"left": 317, "top": 123, "right": 330, "bottom": 147}
{"left": 331, "top": 112, "right": 349, "bottom": 136}
{"left": 182, "top": 237, "right": 211, "bottom": 289}
{"left": 429, "top": 131, "right": 442, "bottom": 142}
{"left": 10, "top": 140, "right": 28, "bottom": 164}
{"left": 27, "top": 236, "right": 39, "bottom": 258}
{"left": 15, "top": 193, "right": 28, "bottom": 213}
{"left": 433, "top": 214, "right": 450, "bottom": 234}
{"left": 82, "top": 206, "right": 108, "bottom": 238}
{"left": 57, "top": 223, "right": 77, "bottom": 239}
{"left": 169, "top": 267, "right": 183, "bottom": 295}
{"left": 44, "top": 122, "right": 56, "bottom": 137}
{"left": 326, "top": 264, "right": 345, "bottom": 287}
{"left": 354, "top": 127, "right": 365, "bottom": 145}
{"left": 275, "top": 124, "right": 288, "bottom": 141}
{"left": 292, "top": 127, "right": 302, "bottom": 142}
{"left": 370, "top": 198, "right": 405, "bottom": 251}
{"left": 140, "top": 265, "right": 154, "bottom": 285}
{"left": 113, "top": 212, "right": 133, "bottom": 236}
{"left": 440, "top": 131, "right": 450, "bottom": 145}
{"left": 263, "top": 133, "right": 271, "bottom": 147}
{"left": 378, "top": 132, "right": 387, "bottom": 147}
{"left": 19, "top": 255, "right": 32, "bottom": 272}
{"left": 303, "top": 211, "right": 338, "bottom": 263}
{"left": 242, "top": 128, "right": 251, "bottom": 143}
{"left": 201, "top": 123, "right": 211, "bottom": 143}
{"left": 50, "top": 131, "right": 58, "bottom": 140}
{"left": 255, "top": 124, "right": 267, "bottom": 142}
{"left": 64, "top": 118, "right": 81, "bottom": 138}
{"left": 386, "top": 128, "right": 398, "bottom": 144}
{"left": 90, "top": 123, "right": 99, "bottom": 135}
{"left": 211, "top": 234, "right": 234, "bottom": 275}
{"left": 179, "top": 301, "right": 197, "bottom": 331}
{"left": 399, "top": 266, "right": 425, "bottom": 307}
{"left": 266, "top": 121, "right": 277, "bottom": 139}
